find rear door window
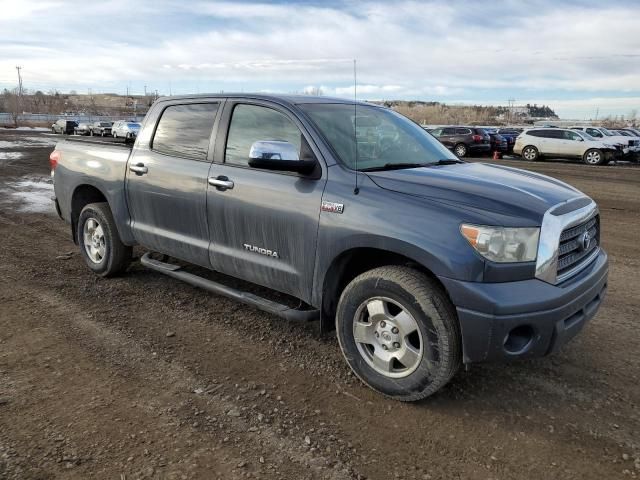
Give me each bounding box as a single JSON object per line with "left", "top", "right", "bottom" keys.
{"left": 442, "top": 127, "right": 456, "bottom": 135}
{"left": 152, "top": 103, "right": 219, "bottom": 160}
{"left": 456, "top": 128, "right": 471, "bottom": 135}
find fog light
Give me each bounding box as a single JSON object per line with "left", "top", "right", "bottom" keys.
{"left": 503, "top": 325, "right": 534, "bottom": 355}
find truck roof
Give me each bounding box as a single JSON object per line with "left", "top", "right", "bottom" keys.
{"left": 156, "top": 93, "right": 371, "bottom": 107}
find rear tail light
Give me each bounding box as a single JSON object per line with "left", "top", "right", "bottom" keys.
{"left": 472, "top": 134, "right": 482, "bottom": 142}
{"left": 49, "top": 150, "right": 61, "bottom": 171}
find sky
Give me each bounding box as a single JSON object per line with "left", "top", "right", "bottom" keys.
{"left": 0, "top": 0, "right": 639, "bottom": 119}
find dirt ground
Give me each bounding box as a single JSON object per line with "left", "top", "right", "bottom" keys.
{"left": 0, "top": 129, "right": 638, "bottom": 480}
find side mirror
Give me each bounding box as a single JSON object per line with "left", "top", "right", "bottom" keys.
{"left": 248, "top": 140, "right": 316, "bottom": 174}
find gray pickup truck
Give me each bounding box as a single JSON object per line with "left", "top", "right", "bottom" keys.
{"left": 51, "top": 94, "right": 608, "bottom": 401}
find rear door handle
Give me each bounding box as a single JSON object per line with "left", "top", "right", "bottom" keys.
{"left": 208, "top": 176, "right": 234, "bottom": 191}
{"left": 129, "top": 163, "right": 148, "bottom": 175}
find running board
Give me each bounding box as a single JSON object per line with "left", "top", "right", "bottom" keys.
{"left": 140, "top": 252, "right": 319, "bottom": 322}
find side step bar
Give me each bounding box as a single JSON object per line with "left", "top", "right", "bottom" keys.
{"left": 140, "top": 252, "right": 319, "bottom": 322}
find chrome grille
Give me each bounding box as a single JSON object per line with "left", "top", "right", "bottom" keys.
{"left": 556, "top": 215, "right": 599, "bottom": 281}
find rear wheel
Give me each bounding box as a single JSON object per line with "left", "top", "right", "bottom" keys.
{"left": 336, "top": 266, "right": 461, "bottom": 401}
{"left": 522, "top": 145, "right": 539, "bottom": 161}
{"left": 583, "top": 149, "right": 604, "bottom": 165}
{"left": 454, "top": 143, "right": 468, "bottom": 157}
{"left": 77, "top": 202, "right": 132, "bottom": 277}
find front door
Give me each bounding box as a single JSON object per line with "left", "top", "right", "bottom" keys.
{"left": 126, "top": 101, "right": 221, "bottom": 267}
{"left": 206, "top": 101, "right": 326, "bottom": 301}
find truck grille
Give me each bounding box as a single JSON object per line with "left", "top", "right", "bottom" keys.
{"left": 556, "top": 215, "right": 599, "bottom": 281}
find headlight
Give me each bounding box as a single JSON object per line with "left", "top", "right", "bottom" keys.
{"left": 460, "top": 224, "right": 539, "bottom": 263}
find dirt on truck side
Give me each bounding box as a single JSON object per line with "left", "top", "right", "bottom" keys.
{"left": 0, "top": 129, "right": 639, "bottom": 479}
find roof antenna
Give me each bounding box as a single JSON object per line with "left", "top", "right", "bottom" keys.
{"left": 353, "top": 59, "right": 359, "bottom": 195}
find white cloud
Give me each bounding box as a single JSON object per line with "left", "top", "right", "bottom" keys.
{"left": 0, "top": 0, "right": 638, "bottom": 117}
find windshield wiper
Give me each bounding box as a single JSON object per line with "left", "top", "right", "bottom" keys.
{"left": 430, "top": 159, "right": 464, "bottom": 165}
{"left": 360, "top": 162, "right": 430, "bottom": 172}
{"left": 360, "top": 159, "right": 464, "bottom": 171}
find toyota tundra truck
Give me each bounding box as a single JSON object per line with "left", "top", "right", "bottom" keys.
{"left": 50, "top": 94, "right": 608, "bottom": 401}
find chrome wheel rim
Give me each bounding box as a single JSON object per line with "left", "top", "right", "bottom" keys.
{"left": 455, "top": 145, "right": 466, "bottom": 157}
{"left": 524, "top": 148, "right": 536, "bottom": 160}
{"left": 586, "top": 151, "right": 600, "bottom": 164}
{"left": 83, "top": 217, "right": 106, "bottom": 263}
{"left": 353, "top": 297, "right": 423, "bottom": 378}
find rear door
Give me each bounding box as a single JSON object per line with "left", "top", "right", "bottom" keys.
{"left": 206, "top": 100, "right": 326, "bottom": 301}
{"left": 539, "top": 130, "right": 562, "bottom": 155}
{"left": 126, "top": 100, "right": 222, "bottom": 267}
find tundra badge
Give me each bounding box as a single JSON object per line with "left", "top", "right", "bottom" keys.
{"left": 243, "top": 244, "right": 279, "bottom": 258}
{"left": 321, "top": 201, "right": 344, "bottom": 214}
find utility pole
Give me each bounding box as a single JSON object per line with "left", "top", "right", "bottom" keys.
{"left": 15, "top": 66, "right": 23, "bottom": 125}
{"left": 144, "top": 85, "right": 147, "bottom": 96}
{"left": 507, "top": 97, "right": 515, "bottom": 124}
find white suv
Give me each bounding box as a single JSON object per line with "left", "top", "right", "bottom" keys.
{"left": 570, "top": 126, "right": 639, "bottom": 152}
{"left": 514, "top": 128, "right": 619, "bottom": 165}
{"left": 112, "top": 121, "right": 141, "bottom": 140}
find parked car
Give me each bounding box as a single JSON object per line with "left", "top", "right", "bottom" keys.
{"left": 112, "top": 121, "right": 141, "bottom": 140}
{"left": 90, "top": 121, "right": 113, "bottom": 137}
{"left": 51, "top": 119, "right": 78, "bottom": 135}
{"left": 569, "top": 126, "right": 640, "bottom": 151}
{"left": 496, "top": 128, "right": 523, "bottom": 153}
{"left": 514, "top": 128, "right": 620, "bottom": 165}
{"left": 50, "top": 94, "right": 608, "bottom": 401}
{"left": 483, "top": 128, "right": 508, "bottom": 154}
{"left": 620, "top": 128, "right": 640, "bottom": 137}
{"left": 73, "top": 123, "right": 91, "bottom": 136}
{"left": 429, "top": 126, "right": 491, "bottom": 157}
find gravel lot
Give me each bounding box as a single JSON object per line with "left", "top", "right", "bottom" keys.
{"left": 0, "top": 129, "right": 639, "bottom": 479}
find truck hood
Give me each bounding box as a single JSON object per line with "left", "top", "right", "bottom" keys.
{"left": 366, "top": 162, "right": 583, "bottom": 223}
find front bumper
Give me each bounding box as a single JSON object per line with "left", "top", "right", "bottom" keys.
{"left": 439, "top": 249, "right": 608, "bottom": 363}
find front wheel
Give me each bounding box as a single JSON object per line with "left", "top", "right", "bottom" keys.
{"left": 77, "top": 202, "right": 132, "bottom": 277}
{"left": 336, "top": 266, "right": 461, "bottom": 401}
{"left": 583, "top": 149, "right": 604, "bottom": 165}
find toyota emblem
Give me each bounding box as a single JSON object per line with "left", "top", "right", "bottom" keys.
{"left": 580, "top": 231, "right": 591, "bottom": 251}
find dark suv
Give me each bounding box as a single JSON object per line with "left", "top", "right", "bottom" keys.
{"left": 429, "top": 126, "right": 491, "bottom": 157}
{"left": 52, "top": 119, "right": 78, "bottom": 135}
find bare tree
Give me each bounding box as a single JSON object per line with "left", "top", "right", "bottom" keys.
{"left": 3, "top": 88, "right": 21, "bottom": 127}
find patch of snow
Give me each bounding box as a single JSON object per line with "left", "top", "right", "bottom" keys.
{"left": 0, "top": 151, "right": 24, "bottom": 160}
{"left": 0, "top": 177, "right": 55, "bottom": 214}
{"left": 0, "top": 137, "right": 57, "bottom": 148}
{"left": 14, "top": 127, "right": 50, "bottom": 131}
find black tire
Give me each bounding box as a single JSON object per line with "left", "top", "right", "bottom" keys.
{"left": 336, "top": 266, "right": 461, "bottom": 402}
{"left": 453, "top": 143, "right": 468, "bottom": 158}
{"left": 583, "top": 148, "right": 604, "bottom": 165}
{"left": 521, "top": 145, "right": 539, "bottom": 161}
{"left": 77, "top": 202, "right": 132, "bottom": 277}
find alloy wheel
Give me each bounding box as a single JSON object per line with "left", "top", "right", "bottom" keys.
{"left": 353, "top": 297, "right": 424, "bottom": 378}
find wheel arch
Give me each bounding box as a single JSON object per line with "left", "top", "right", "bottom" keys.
{"left": 318, "top": 245, "right": 454, "bottom": 333}
{"left": 70, "top": 184, "right": 109, "bottom": 244}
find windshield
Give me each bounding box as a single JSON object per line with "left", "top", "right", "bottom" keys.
{"left": 128, "top": 123, "right": 140, "bottom": 128}
{"left": 100, "top": 122, "right": 111, "bottom": 127}
{"left": 599, "top": 128, "right": 614, "bottom": 136}
{"left": 299, "top": 103, "right": 457, "bottom": 170}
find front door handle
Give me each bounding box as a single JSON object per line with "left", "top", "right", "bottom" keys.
{"left": 208, "top": 176, "right": 234, "bottom": 191}
{"left": 129, "top": 163, "right": 148, "bottom": 175}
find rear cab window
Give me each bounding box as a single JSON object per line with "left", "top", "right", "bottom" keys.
{"left": 152, "top": 103, "right": 219, "bottom": 160}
